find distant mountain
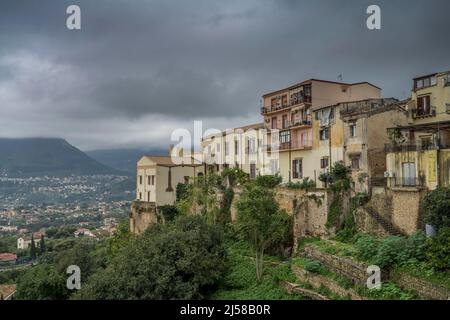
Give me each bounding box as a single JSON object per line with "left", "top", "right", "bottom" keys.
{"left": 86, "top": 148, "right": 167, "bottom": 174}
{"left": 0, "top": 138, "right": 121, "bottom": 177}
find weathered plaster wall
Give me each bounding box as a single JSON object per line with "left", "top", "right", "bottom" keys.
{"left": 129, "top": 201, "right": 159, "bottom": 234}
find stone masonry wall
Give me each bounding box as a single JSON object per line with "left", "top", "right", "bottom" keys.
{"left": 129, "top": 201, "right": 159, "bottom": 234}
{"left": 275, "top": 187, "right": 329, "bottom": 250}
{"left": 301, "top": 244, "right": 373, "bottom": 285}
{"left": 355, "top": 187, "right": 425, "bottom": 236}
{"left": 390, "top": 271, "right": 450, "bottom": 300}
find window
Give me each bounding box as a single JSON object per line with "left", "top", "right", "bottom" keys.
{"left": 147, "top": 191, "right": 151, "bottom": 201}
{"left": 225, "top": 141, "right": 229, "bottom": 156}
{"left": 417, "top": 95, "right": 431, "bottom": 116}
{"left": 282, "top": 114, "right": 289, "bottom": 129}
{"left": 139, "top": 192, "right": 142, "bottom": 200}
{"left": 280, "top": 130, "right": 291, "bottom": 143}
{"left": 152, "top": 176, "right": 155, "bottom": 185}
{"left": 234, "top": 140, "right": 239, "bottom": 155}
{"left": 271, "top": 117, "right": 277, "bottom": 129}
{"left": 351, "top": 157, "right": 360, "bottom": 170}
{"left": 292, "top": 159, "right": 303, "bottom": 179}
{"left": 184, "top": 176, "right": 189, "bottom": 184}
{"left": 270, "top": 159, "right": 279, "bottom": 174}
{"left": 320, "top": 157, "right": 329, "bottom": 169}
{"left": 248, "top": 138, "right": 257, "bottom": 154}
{"left": 431, "top": 76, "right": 437, "bottom": 86}
{"left": 320, "top": 128, "right": 329, "bottom": 140}
{"left": 349, "top": 124, "right": 357, "bottom": 137}
{"left": 329, "top": 108, "right": 335, "bottom": 119}
{"left": 271, "top": 97, "right": 277, "bottom": 107}
{"left": 139, "top": 175, "right": 143, "bottom": 185}
{"left": 415, "top": 75, "right": 437, "bottom": 89}
{"left": 250, "top": 163, "right": 256, "bottom": 179}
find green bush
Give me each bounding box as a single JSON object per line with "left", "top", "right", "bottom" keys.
{"left": 176, "top": 183, "right": 189, "bottom": 201}
{"left": 285, "top": 177, "right": 316, "bottom": 190}
{"left": 373, "top": 236, "right": 406, "bottom": 268}
{"left": 426, "top": 227, "right": 450, "bottom": 271}
{"left": 158, "top": 205, "right": 179, "bottom": 222}
{"left": 367, "top": 282, "right": 416, "bottom": 300}
{"left": 354, "top": 232, "right": 427, "bottom": 268}
{"left": 75, "top": 216, "right": 226, "bottom": 299}
{"left": 354, "top": 235, "right": 379, "bottom": 262}
{"left": 422, "top": 187, "right": 450, "bottom": 230}
{"left": 221, "top": 168, "right": 249, "bottom": 186}
{"left": 255, "top": 174, "right": 282, "bottom": 188}
{"left": 303, "top": 259, "right": 327, "bottom": 274}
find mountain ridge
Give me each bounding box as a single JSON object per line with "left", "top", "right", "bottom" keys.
{"left": 0, "top": 137, "right": 123, "bottom": 177}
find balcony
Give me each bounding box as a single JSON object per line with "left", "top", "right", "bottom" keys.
{"left": 289, "top": 120, "right": 312, "bottom": 129}
{"left": 412, "top": 106, "right": 436, "bottom": 119}
{"left": 385, "top": 142, "right": 450, "bottom": 153}
{"left": 278, "top": 140, "right": 313, "bottom": 151}
{"left": 389, "top": 177, "right": 425, "bottom": 188}
{"left": 261, "top": 97, "right": 311, "bottom": 115}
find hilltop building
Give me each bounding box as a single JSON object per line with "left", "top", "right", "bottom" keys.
{"left": 260, "top": 79, "right": 381, "bottom": 184}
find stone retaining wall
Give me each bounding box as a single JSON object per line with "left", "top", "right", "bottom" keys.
{"left": 301, "top": 244, "right": 372, "bottom": 285}
{"left": 291, "top": 265, "right": 365, "bottom": 300}
{"left": 390, "top": 271, "right": 450, "bottom": 300}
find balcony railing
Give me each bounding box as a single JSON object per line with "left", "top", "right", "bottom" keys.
{"left": 412, "top": 106, "right": 436, "bottom": 118}
{"left": 277, "top": 140, "right": 313, "bottom": 151}
{"left": 385, "top": 142, "right": 450, "bottom": 153}
{"left": 261, "top": 97, "right": 312, "bottom": 114}
{"left": 390, "top": 177, "right": 425, "bottom": 188}
{"left": 290, "top": 120, "right": 312, "bottom": 128}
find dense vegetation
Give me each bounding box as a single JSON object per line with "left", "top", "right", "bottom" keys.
{"left": 5, "top": 170, "right": 449, "bottom": 300}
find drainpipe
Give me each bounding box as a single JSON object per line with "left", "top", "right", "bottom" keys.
{"left": 166, "top": 166, "right": 173, "bottom": 192}
{"left": 436, "top": 126, "right": 441, "bottom": 188}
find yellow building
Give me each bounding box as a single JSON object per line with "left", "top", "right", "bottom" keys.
{"left": 386, "top": 71, "right": 450, "bottom": 189}
{"left": 313, "top": 98, "right": 408, "bottom": 192}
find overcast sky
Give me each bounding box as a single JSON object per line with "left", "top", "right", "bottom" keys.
{"left": 0, "top": 0, "right": 449, "bottom": 151}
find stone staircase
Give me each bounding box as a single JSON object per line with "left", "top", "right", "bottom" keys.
{"left": 364, "top": 206, "right": 406, "bottom": 236}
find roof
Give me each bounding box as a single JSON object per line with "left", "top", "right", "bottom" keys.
{"left": 413, "top": 70, "right": 449, "bottom": 80}
{"left": 314, "top": 97, "right": 399, "bottom": 112}
{"left": 0, "top": 284, "right": 16, "bottom": 300}
{"left": 203, "top": 122, "right": 265, "bottom": 140}
{"left": 0, "top": 253, "right": 17, "bottom": 262}
{"left": 262, "top": 78, "right": 381, "bottom": 97}
{"left": 139, "top": 155, "right": 202, "bottom": 167}
{"left": 388, "top": 120, "right": 450, "bottom": 132}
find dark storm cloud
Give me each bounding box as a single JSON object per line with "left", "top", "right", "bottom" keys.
{"left": 0, "top": 0, "right": 449, "bottom": 149}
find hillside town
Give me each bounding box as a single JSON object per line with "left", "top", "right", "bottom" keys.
{"left": 133, "top": 71, "right": 450, "bottom": 230}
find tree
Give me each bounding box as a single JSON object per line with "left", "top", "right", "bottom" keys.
{"left": 16, "top": 264, "right": 69, "bottom": 300}
{"left": 426, "top": 227, "right": 450, "bottom": 271}
{"left": 30, "top": 235, "right": 37, "bottom": 260}
{"left": 75, "top": 216, "right": 225, "bottom": 300}
{"left": 40, "top": 234, "right": 46, "bottom": 254}
{"left": 422, "top": 187, "right": 450, "bottom": 230}
{"left": 235, "top": 183, "right": 292, "bottom": 281}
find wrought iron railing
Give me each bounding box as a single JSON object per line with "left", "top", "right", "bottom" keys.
{"left": 390, "top": 177, "right": 425, "bottom": 187}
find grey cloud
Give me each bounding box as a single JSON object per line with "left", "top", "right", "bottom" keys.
{"left": 0, "top": 0, "right": 449, "bottom": 149}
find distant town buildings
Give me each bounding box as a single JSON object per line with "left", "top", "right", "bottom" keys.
{"left": 17, "top": 233, "right": 43, "bottom": 250}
